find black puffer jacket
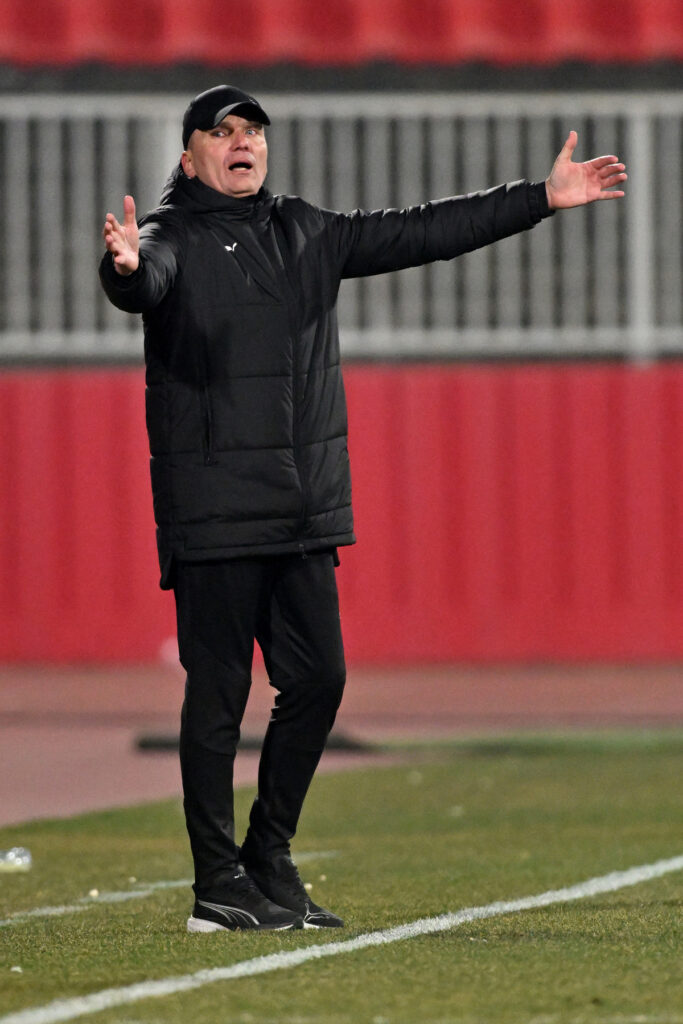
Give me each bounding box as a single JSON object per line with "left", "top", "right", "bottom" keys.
{"left": 99, "top": 168, "right": 551, "bottom": 586}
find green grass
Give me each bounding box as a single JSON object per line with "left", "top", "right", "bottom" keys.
{"left": 1, "top": 731, "right": 682, "bottom": 1024}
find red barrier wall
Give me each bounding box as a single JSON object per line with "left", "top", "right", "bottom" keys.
{"left": 2, "top": 363, "right": 683, "bottom": 663}
{"left": 0, "top": 0, "right": 681, "bottom": 66}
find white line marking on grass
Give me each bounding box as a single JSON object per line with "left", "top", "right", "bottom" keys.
{"left": 0, "top": 852, "right": 337, "bottom": 929}
{"left": 2, "top": 854, "right": 681, "bottom": 1024}
{"left": 5, "top": 851, "right": 683, "bottom": 1024}
{"left": 530, "top": 1018, "right": 683, "bottom": 1024}
{"left": 0, "top": 879, "right": 192, "bottom": 929}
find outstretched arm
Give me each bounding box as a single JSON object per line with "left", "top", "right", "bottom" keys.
{"left": 99, "top": 199, "right": 183, "bottom": 313}
{"left": 336, "top": 180, "right": 550, "bottom": 280}
{"left": 102, "top": 195, "right": 140, "bottom": 275}
{"left": 546, "top": 131, "right": 627, "bottom": 210}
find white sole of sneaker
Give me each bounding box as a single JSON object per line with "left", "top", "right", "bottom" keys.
{"left": 187, "top": 916, "right": 300, "bottom": 933}
{"left": 187, "top": 915, "right": 226, "bottom": 933}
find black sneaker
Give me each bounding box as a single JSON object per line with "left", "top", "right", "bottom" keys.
{"left": 241, "top": 853, "right": 344, "bottom": 929}
{"left": 187, "top": 866, "right": 304, "bottom": 932}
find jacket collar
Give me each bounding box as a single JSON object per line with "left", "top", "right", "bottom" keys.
{"left": 159, "top": 162, "right": 273, "bottom": 220}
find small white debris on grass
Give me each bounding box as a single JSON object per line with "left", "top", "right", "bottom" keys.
{"left": 304, "top": 882, "right": 313, "bottom": 891}
{"left": 88, "top": 889, "right": 99, "bottom": 898}
{"left": 319, "top": 874, "right": 327, "bottom": 881}
{"left": 10, "top": 965, "right": 23, "bottom": 973}
{"left": 447, "top": 805, "right": 465, "bottom": 818}
{"left": 128, "top": 877, "right": 137, "bottom": 884}
{"left": 0, "top": 847, "right": 32, "bottom": 872}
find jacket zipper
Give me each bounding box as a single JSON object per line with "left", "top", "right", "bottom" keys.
{"left": 291, "top": 323, "right": 307, "bottom": 525}
{"left": 197, "top": 320, "right": 215, "bottom": 465}
{"left": 201, "top": 383, "right": 215, "bottom": 465}
{"left": 270, "top": 218, "right": 309, "bottom": 531}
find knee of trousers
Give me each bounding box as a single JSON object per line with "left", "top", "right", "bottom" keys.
{"left": 180, "top": 718, "right": 242, "bottom": 754}
{"left": 181, "top": 676, "right": 251, "bottom": 751}
{"left": 274, "top": 663, "right": 346, "bottom": 715}
{"left": 320, "top": 663, "right": 347, "bottom": 711}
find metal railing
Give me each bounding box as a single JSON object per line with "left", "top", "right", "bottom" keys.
{"left": 0, "top": 92, "right": 681, "bottom": 361}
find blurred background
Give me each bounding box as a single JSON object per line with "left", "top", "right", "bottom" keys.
{"left": 0, "top": 0, "right": 682, "bottom": 821}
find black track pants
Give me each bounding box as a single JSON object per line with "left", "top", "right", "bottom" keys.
{"left": 173, "top": 552, "right": 346, "bottom": 897}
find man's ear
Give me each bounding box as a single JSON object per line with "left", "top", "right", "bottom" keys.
{"left": 181, "top": 150, "right": 195, "bottom": 178}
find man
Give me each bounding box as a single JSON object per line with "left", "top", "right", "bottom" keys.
{"left": 100, "top": 85, "right": 626, "bottom": 933}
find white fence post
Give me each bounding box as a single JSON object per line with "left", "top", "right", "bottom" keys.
{"left": 0, "top": 92, "right": 680, "bottom": 362}
{"left": 626, "top": 109, "right": 655, "bottom": 362}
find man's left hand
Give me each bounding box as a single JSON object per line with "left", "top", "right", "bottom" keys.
{"left": 546, "top": 131, "right": 627, "bottom": 210}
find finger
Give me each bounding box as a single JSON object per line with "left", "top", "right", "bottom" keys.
{"left": 600, "top": 172, "right": 628, "bottom": 188}
{"left": 104, "top": 213, "right": 123, "bottom": 235}
{"left": 591, "top": 155, "right": 621, "bottom": 171}
{"left": 597, "top": 190, "right": 625, "bottom": 200}
{"left": 103, "top": 229, "right": 123, "bottom": 250}
{"left": 104, "top": 235, "right": 123, "bottom": 254}
{"left": 103, "top": 220, "right": 128, "bottom": 249}
{"left": 560, "top": 130, "right": 578, "bottom": 158}
{"left": 123, "top": 195, "right": 137, "bottom": 226}
{"left": 597, "top": 163, "right": 626, "bottom": 177}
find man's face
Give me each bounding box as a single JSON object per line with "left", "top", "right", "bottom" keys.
{"left": 181, "top": 114, "right": 268, "bottom": 197}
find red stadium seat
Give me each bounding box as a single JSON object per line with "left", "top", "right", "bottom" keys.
{"left": 544, "top": 0, "right": 645, "bottom": 63}
{"left": 637, "top": 0, "right": 683, "bottom": 60}
{"left": 66, "top": 0, "right": 166, "bottom": 65}
{"left": 162, "top": 0, "right": 270, "bottom": 66}
{"left": 0, "top": 0, "right": 680, "bottom": 66}
{"left": 446, "top": 0, "right": 552, "bottom": 65}
{"left": 353, "top": 0, "right": 455, "bottom": 63}
{"left": 0, "top": 0, "right": 69, "bottom": 64}
{"left": 256, "top": 0, "right": 361, "bottom": 64}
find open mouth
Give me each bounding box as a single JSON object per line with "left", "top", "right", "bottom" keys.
{"left": 228, "top": 161, "right": 253, "bottom": 171}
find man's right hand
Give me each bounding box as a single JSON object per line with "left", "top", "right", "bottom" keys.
{"left": 102, "top": 195, "right": 140, "bottom": 276}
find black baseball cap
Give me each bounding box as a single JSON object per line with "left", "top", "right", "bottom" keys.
{"left": 182, "top": 85, "right": 270, "bottom": 149}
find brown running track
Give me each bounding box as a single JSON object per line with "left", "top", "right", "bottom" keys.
{"left": 1, "top": 663, "right": 681, "bottom": 826}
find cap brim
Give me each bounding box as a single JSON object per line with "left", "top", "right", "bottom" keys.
{"left": 212, "top": 101, "right": 271, "bottom": 127}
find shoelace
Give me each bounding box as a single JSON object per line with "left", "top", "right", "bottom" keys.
{"left": 231, "top": 871, "right": 268, "bottom": 899}
{"left": 272, "top": 861, "right": 307, "bottom": 899}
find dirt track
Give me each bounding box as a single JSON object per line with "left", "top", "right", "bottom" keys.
{"left": 1, "top": 663, "right": 682, "bottom": 826}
